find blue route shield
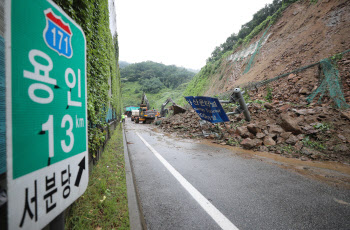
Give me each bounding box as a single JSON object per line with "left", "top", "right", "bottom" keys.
{"left": 43, "top": 9, "right": 73, "bottom": 58}
{"left": 185, "top": 96, "right": 229, "bottom": 123}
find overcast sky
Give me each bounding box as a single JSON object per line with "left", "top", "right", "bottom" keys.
{"left": 115, "top": 0, "right": 274, "bottom": 70}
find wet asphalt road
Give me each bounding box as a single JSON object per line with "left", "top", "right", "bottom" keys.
{"left": 124, "top": 119, "right": 350, "bottom": 230}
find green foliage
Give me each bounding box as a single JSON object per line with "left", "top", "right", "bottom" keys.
{"left": 280, "top": 145, "right": 295, "bottom": 154}
{"left": 226, "top": 138, "right": 241, "bottom": 146}
{"left": 310, "top": 0, "right": 318, "bottom": 4}
{"left": 313, "top": 122, "right": 332, "bottom": 132}
{"left": 208, "top": 0, "right": 284, "bottom": 62}
{"left": 330, "top": 53, "right": 343, "bottom": 66}
{"left": 65, "top": 125, "right": 129, "bottom": 229}
{"left": 120, "top": 61, "right": 195, "bottom": 89}
{"left": 302, "top": 136, "right": 326, "bottom": 150}
{"left": 265, "top": 85, "right": 273, "bottom": 102}
{"left": 54, "top": 0, "right": 122, "bottom": 156}
{"left": 207, "top": 0, "right": 300, "bottom": 63}
{"left": 242, "top": 18, "right": 270, "bottom": 46}
{"left": 88, "top": 127, "right": 106, "bottom": 158}
{"left": 140, "top": 78, "right": 165, "bottom": 94}
{"left": 185, "top": 0, "right": 300, "bottom": 101}
{"left": 122, "top": 81, "right": 188, "bottom": 111}
{"left": 120, "top": 61, "right": 195, "bottom": 112}
{"left": 179, "top": 64, "right": 215, "bottom": 105}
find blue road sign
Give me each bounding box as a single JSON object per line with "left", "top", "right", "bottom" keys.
{"left": 185, "top": 96, "right": 229, "bottom": 123}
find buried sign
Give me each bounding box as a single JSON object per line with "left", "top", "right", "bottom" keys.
{"left": 185, "top": 96, "right": 229, "bottom": 123}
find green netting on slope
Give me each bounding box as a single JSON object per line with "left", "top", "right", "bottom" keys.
{"left": 307, "top": 58, "right": 349, "bottom": 109}
{"left": 243, "top": 25, "right": 271, "bottom": 74}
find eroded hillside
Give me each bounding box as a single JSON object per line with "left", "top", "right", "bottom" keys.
{"left": 206, "top": 0, "right": 349, "bottom": 96}
{"left": 160, "top": 0, "right": 350, "bottom": 164}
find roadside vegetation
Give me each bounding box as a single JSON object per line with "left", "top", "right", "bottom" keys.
{"left": 65, "top": 124, "right": 129, "bottom": 230}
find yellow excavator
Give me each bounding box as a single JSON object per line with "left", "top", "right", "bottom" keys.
{"left": 135, "top": 93, "right": 160, "bottom": 124}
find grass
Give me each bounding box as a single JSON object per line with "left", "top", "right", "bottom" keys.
{"left": 65, "top": 124, "right": 129, "bottom": 230}
{"left": 302, "top": 136, "right": 326, "bottom": 151}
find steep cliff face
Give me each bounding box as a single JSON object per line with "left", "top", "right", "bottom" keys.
{"left": 204, "top": 0, "right": 350, "bottom": 100}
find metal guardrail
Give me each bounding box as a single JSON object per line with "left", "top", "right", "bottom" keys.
{"left": 219, "top": 88, "right": 251, "bottom": 122}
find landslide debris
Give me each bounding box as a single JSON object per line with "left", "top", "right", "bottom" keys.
{"left": 159, "top": 57, "right": 350, "bottom": 164}
{"left": 159, "top": 95, "right": 350, "bottom": 164}
{"left": 158, "top": 0, "right": 350, "bottom": 164}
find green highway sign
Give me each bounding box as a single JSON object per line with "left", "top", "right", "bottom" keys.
{"left": 6, "top": 0, "right": 88, "bottom": 229}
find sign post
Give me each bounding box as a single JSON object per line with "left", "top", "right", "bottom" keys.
{"left": 6, "top": 1, "right": 88, "bottom": 229}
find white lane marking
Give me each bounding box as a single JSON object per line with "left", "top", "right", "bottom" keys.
{"left": 333, "top": 198, "right": 350, "bottom": 206}
{"left": 136, "top": 132, "right": 239, "bottom": 230}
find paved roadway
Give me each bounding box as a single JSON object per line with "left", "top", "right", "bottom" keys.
{"left": 124, "top": 118, "right": 350, "bottom": 230}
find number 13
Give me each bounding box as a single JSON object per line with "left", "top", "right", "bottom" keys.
{"left": 42, "top": 114, "right": 75, "bottom": 158}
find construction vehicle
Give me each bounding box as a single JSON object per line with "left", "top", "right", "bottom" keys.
{"left": 135, "top": 93, "right": 160, "bottom": 124}
{"left": 160, "top": 98, "right": 186, "bottom": 117}
{"left": 131, "top": 110, "right": 139, "bottom": 121}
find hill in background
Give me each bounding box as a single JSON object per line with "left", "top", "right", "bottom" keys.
{"left": 119, "top": 61, "right": 130, "bottom": 69}
{"left": 121, "top": 61, "right": 195, "bottom": 109}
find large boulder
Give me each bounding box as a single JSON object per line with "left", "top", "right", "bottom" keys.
{"left": 280, "top": 132, "right": 292, "bottom": 140}
{"left": 256, "top": 132, "right": 266, "bottom": 139}
{"left": 241, "top": 138, "right": 263, "bottom": 149}
{"left": 268, "top": 124, "right": 284, "bottom": 134}
{"left": 285, "top": 134, "right": 299, "bottom": 145}
{"left": 263, "top": 136, "right": 276, "bottom": 146}
{"left": 247, "top": 124, "right": 260, "bottom": 135}
{"left": 235, "top": 126, "right": 250, "bottom": 138}
{"left": 280, "top": 114, "right": 302, "bottom": 134}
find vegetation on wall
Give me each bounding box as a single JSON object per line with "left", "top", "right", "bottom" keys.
{"left": 54, "top": 0, "right": 122, "bottom": 156}
{"left": 65, "top": 124, "right": 129, "bottom": 229}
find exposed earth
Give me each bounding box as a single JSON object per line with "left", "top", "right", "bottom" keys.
{"left": 154, "top": 0, "right": 350, "bottom": 167}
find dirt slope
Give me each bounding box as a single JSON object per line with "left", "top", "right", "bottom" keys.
{"left": 157, "top": 0, "right": 350, "bottom": 165}
{"left": 205, "top": 0, "right": 350, "bottom": 96}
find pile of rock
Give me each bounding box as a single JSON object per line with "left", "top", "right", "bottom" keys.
{"left": 159, "top": 110, "right": 203, "bottom": 137}
{"left": 158, "top": 98, "right": 350, "bottom": 163}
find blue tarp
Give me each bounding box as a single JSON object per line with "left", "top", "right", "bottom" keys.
{"left": 125, "top": 106, "right": 140, "bottom": 111}
{"left": 185, "top": 96, "right": 229, "bottom": 123}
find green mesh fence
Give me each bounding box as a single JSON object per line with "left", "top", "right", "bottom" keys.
{"left": 243, "top": 25, "right": 271, "bottom": 74}
{"left": 216, "top": 49, "right": 350, "bottom": 108}
{"left": 307, "top": 58, "right": 349, "bottom": 109}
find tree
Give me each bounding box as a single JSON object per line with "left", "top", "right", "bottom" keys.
{"left": 141, "top": 78, "right": 164, "bottom": 94}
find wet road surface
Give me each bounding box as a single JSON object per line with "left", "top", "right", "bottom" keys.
{"left": 124, "top": 118, "right": 350, "bottom": 230}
